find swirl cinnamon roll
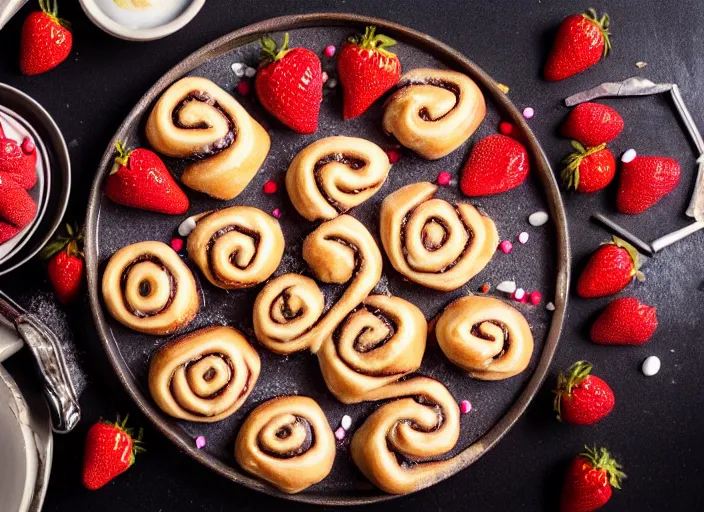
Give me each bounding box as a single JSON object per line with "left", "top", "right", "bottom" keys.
{"left": 382, "top": 68, "right": 486, "bottom": 160}
{"left": 434, "top": 295, "right": 534, "bottom": 380}
{"left": 380, "top": 182, "right": 499, "bottom": 291}
{"left": 317, "top": 295, "right": 427, "bottom": 403}
{"left": 285, "top": 136, "right": 392, "bottom": 221}
{"left": 148, "top": 326, "right": 260, "bottom": 422}
{"left": 102, "top": 241, "right": 198, "bottom": 335}
{"left": 350, "top": 376, "right": 460, "bottom": 494}
{"left": 187, "top": 206, "right": 284, "bottom": 290}
{"left": 253, "top": 214, "right": 382, "bottom": 355}
{"left": 145, "top": 76, "right": 270, "bottom": 200}
{"left": 234, "top": 396, "right": 335, "bottom": 493}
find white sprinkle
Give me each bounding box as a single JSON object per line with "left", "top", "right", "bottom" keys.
{"left": 496, "top": 280, "right": 517, "bottom": 294}
{"left": 635, "top": 61, "right": 648, "bottom": 69}
{"left": 528, "top": 211, "right": 549, "bottom": 227}
{"left": 340, "top": 415, "right": 352, "bottom": 430}
{"left": 178, "top": 216, "right": 198, "bottom": 237}
{"left": 546, "top": 302, "right": 556, "bottom": 311}
{"left": 518, "top": 232, "right": 529, "bottom": 244}
{"left": 642, "top": 356, "right": 661, "bottom": 377}
{"left": 670, "top": 349, "right": 675, "bottom": 353}
{"left": 622, "top": 149, "right": 637, "bottom": 163}
{"left": 244, "top": 66, "right": 257, "bottom": 78}
{"left": 522, "top": 107, "right": 535, "bottom": 119}
{"left": 327, "top": 78, "right": 337, "bottom": 88}
{"left": 231, "top": 62, "right": 245, "bottom": 77}
{"left": 513, "top": 288, "right": 526, "bottom": 300}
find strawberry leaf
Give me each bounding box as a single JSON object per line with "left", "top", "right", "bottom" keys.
{"left": 553, "top": 361, "right": 593, "bottom": 421}
{"left": 581, "top": 446, "right": 626, "bottom": 489}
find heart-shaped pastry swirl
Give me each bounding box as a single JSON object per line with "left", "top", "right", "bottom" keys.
{"left": 382, "top": 68, "right": 486, "bottom": 159}
{"left": 380, "top": 182, "right": 499, "bottom": 291}
{"left": 102, "top": 241, "right": 198, "bottom": 335}
{"left": 253, "top": 214, "right": 382, "bottom": 354}
{"left": 148, "top": 326, "right": 260, "bottom": 422}
{"left": 350, "top": 376, "right": 460, "bottom": 494}
{"left": 285, "top": 136, "right": 392, "bottom": 221}
{"left": 434, "top": 295, "right": 534, "bottom": 380}
{"left": 317, "top": 295, "right": 427, "bottom": 403}
{"left": 234, "top": 396, "right": 335, "bottom": 494}
{"left": 187, "top": 206, "right": 284, "bottom": 290}
{"left": 145, "top": 76, "right": 270, "bottom": 200}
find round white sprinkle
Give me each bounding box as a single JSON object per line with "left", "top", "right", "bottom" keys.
{"left": 178, "top": 216, "right": 198, "bottom": 237}
{"left": 522, "top": 107, "right": 535, "bottom": 119}
{"left": 518, "top": 231, "right": 529, "bottom": 244}
{"left": 642, "top": 356, "right": 661, "bottom": 377}
{"left": 340, "top": 415, "right": 352, "bottom": 430}
{"left": 244, "top": 66, "right": 257, "bottom": 78}
{"left": 496, "top": 280, "right": 517, "bottom": 294}
{"left": 327, "top": 78, "right": 338, "bottom": 88}
{"left": 528, "top": 211, "right": 549, "bottom": 227}
{"left": 546, "top": 302, "right": 556, "bottom": 311}
{"left": 231, "top": 62, "right": 245, "bottom": 77}
{"left": 622, "top": 149, "right": 637, "bottom": 163}
{"left": 514, "top": 288, "right": 526, "bottom": 300}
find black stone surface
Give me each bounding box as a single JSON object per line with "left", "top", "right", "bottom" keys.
{"left": 0, "top": 0, "right": 702, "bottom": 510}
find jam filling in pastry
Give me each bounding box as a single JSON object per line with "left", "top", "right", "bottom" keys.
{"left": 234, "top": 395, "right": 335, "bottom": 494}
{"left": 145, "top": 76, "right": 270, "bottom": 200}
{"left": 379, "top": 182, "right": 498, "bottom": 291}
{"left": 253, "top": 214, "right": 382, "bottom": 355}
{"left": 148, "top": 326, "right": 260, "bottom": 423}
{"left": 187, "top": 205, "right": 284, "bottom": 290}
{"left": 434, "top": 295, "right": 534, "bottom": 380}
{"left": 382, "top": 68, "right": 486, "bottom": 159}
{"left": 350, "top": 376, "right": 460, "bottom": 494}
{"left": 285, "top": 136, "right": 392, "bottom": 221}
{"left": 317, "top": 295, "right": 427, "bottom": 403}
{"left": 101, "top": 241, "right": 198, "bottom": 335}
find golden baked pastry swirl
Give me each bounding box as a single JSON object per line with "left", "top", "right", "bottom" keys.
{"left": 285, "top": 136, "right": 392, "bottom": 221}
{"left": 434, "top": 295, "right": 534, "bottom": 380}
{"left": 350, "top": 376, "right": 460, "bottom": 495}
{"left": 186, "top": 206, "right": 284, "bottom": 290}
{"left": 379, "top": 182, "right": 499, "bottom": 291}
{"left": 234, "top": 395, "right": 336, "bottom": 494}
{"left": 145, "top": 76, "right": 270, "bottom": 200}
{"left": 101, "top": 241, "right": 198, "bottom": 335}
{"left": 317, "top": 295, "right": 427, "bottom": 403}
{"left": 382, "top": 68, "right": 486, "bottom": 159}
{"left": 148, "top": 326, "right": 260, "bottom": 422}
{"left": 253, "top": 214, "right": 382, "bottom": 355}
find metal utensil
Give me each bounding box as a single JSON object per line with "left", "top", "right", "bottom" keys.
{"left": 0, "top": 0, "right": 27, "bottom": 30}
{"left": 0, "top": 290, "right": 80, "bottom": 433}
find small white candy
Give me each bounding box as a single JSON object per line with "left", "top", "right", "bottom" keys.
{"left": 231, "top": 62, "right": 245, "bottom": 77}
{"left": 518, "top": 231, "right": 529, "bottom": 244}
{"left": 244, "top": 66, "right": 257, "bottom": 78}
{"left": 327, "top": 78, "right": 338, "bottom": 88}
{"left": 340, "top": 415, "right": 352, "bottom": 430}
{"left": 513, "top": 288, "right": 526, "bottom": 300}
{"left": 642, "top": 356, "right": 661, "bottom": 377}
{"left": 528, "top": 211, "right": 549, "bottom": 227}
{"left": 496, "top": 280, "right": 517, "bottom": 294}
{"left": 546, "top": 302, "right": 556, "bottom": 311}
{"left": 622, "top": 149, "right": 637, "bottom": 163}
{"left": 178, "top": 216, "right": 198, "bottom": 237}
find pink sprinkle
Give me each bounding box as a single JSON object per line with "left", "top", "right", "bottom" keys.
{"left": 324, "top": 45, "right": 336, "bottom": 58}
{"left": 322, "top": 71, "right": 329, "bottom": 83}
{"left": 530, "top": 291, "right": 542, "bottom": 305}
{"left": 437, "top": 171, "right": 452, "bottom": 186}
{"left": 386, "top": 149, "right": 401, "bottom": 164}
{"left": 236, "top": 80, "right": 251, "bottom": 96}
{"left": 460, "top": 400, "right": 472, "bottom": 414}
{"left": 522, "top": 107, "right": 535, "bottom": 119}
{"left": 518, "top": 232, "right": 529, "bottom": 244}
{"left": 334, "top": 427, "right": 346, "bottom": 440}
{"left": 272, "top": 208, "right": 281, "bottom": 218}
{"left": 512, "top": 288, "right": 526, "bottom": 301}
{"left": 498, "top": 122, "right": 513, "bottom": 136}
{"left": 263, "top": 180, "right": 278, "bottom": 194}
{"left": 195, "top": 436, "right": 206, "bottom": 449}
{"left": 170, "top": 238, "right": 184, "bottom": 252}
{"left": 21, "top": 137, "right": 35, "bottom": 154}
{"left": 498, "top": 240, "right": 513, "bottom": 254}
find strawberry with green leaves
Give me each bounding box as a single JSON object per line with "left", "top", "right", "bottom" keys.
{"left": 562, "top": 141, "right": 616, "bottom": 193}
{"left": 40, "top": 223, "right": 84, "bottom": 305}
{"left": 561, "top": 446, "right": 625, "bottom": 512}
{"left": 591, "top": 297, "right": 657, "bottom": 345}
{"left": 561, "top": 102, "right": 623, "bottom": 146}
{"left": 83, "top": 416, "right": 144, "bottom": 490}
{"left": 617, "top": 153, "right": 681, "bottom": 214}
{"left": 554, "top": 361, "right": 615, "bottom": 425}
{"left": 20, "top": 0, "right": 72, "bottom": 76}
{"left": 577, "top": 237, "right": 643, "bottom": 298}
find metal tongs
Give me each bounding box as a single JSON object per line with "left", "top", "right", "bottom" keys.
{"left": 0, "top": 290, "right": 80, "bottom": 433}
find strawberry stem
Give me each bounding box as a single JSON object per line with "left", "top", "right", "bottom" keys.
{"left": 39, "top": 222, "right": 83, "bottom": 260}
{"left": 38, "top": 0, "right": 71, "bottom": 30}
{"left": 349, "top": 25, "right": 398, "bottom": 57}
{"left": 612, "top": 236, "right": 641, "bottom": 272}
{"left": 561, "top": 141, "right": 606, "bottom": 191}
{"left": 581, "top": 446, "right": 626, "bottom": 489}
{"left": 553, "top": 360, "right": 592, "bottom": 421}
{"left": 113, "top": 142, "right": 132, "bottom": 171}
{"left": 259, "top": 33, "right": 290, "bottom": 63}
{"left": 583, "top": 8, "right": 611, "bottom": 58}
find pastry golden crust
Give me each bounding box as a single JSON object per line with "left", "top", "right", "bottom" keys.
{"left": 148, "top": 326, "right": 260, "bottom": 422}
{"left": 186, "top": 206, "right": 284, "bottom": 290}
{"left": 379, "top": 182, "right": 498, "bottom": 291}
{"left": 285, "top": 136, "right": 391, "bottom": 221}
{"left": 382, "top": 68, "right": 486, "bottom": 159}
{"left": 234, "top": 396, "right": 335, "bottom": 494}
{"left": 253, "top": 214, "right": 382, "bottom": 355}
{"left": 145, "top": 76, "right": 270, "bottom": 200}
{"left": 317, "top": 295, "right": 427, "bottom": 403}
{"left": 434, "top": 295, "right": 534, "bottom": 380}
{"left": 101, "top": 241, "right": 198, "bottom": 335}
{"left": 350, "top": 376, "right": 460, "bottom": 494}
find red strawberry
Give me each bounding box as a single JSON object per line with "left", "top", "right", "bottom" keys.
{"left": 0, "top": 173, "right": 37, "bottom": 228}
{"left": 105, "top": 143, "right": 189, "bottom": 215}
{"left": 617, "top": 153, "right": 681, "bottom": 214}
{"left": 82, "top": 416, "right": 144, "bottom": 490}
{"left": 338, "top": 25, "right": 401, "bottom": 119}
{"left": 577, "top": 237, "right": 643, "bottom": 298}
{"left": 562, "top": 141, "right": 616, "bottom": 193}
{"left": 561, "top": 446, "right": 625, "bottom": 512}
{"left": 20, "top": 0, "right": 72, "bottom": 76}
{"left": 554, "top": 361, "right": 614, "bottom": 425}
{"left": 561, "top": 103, "right": 624, "bottom": 146}
{"left": 545, "top": 9, "right": 611, "bottom": 81}
{"left": 255, "top": 33, "right": 323, "bottom": 134}
{"left": 460, "top": 134, "right": 530, "bottom": 196}
{"left": 0, "top": 221, "right": 21, "bottom": 244}
{"left": 590, "top": 297, "right": 657, "bottom": 345}
{"left": 0, "top": 136, "right": 38, "bottom": 189}
{"left": 40, "top": 223, "right": 84, "bottom": 304}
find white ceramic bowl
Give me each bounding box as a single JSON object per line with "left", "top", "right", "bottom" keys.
{"left": 78, "top": 0, "right": 205, "bottom": 41}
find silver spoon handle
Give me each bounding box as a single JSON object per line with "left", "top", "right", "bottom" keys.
{"left": 651, "top": 222, "right": 704, "bottom": 253}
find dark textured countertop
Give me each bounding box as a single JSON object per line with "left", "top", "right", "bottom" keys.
{"left": 1, "top": 0, "right": 703, "bottom": 510}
